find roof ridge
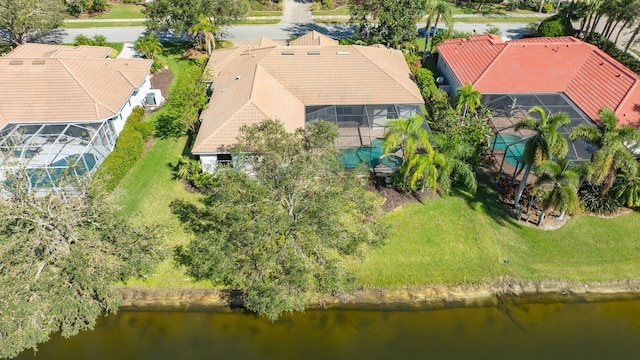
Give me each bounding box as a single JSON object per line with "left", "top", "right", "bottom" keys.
{"left": 613, "top": 72, "right": 639, "bottom": 114}
{"left": 353, "top": 45, "right": 421, "bottom": 102}
{"left": 472, "top": 39, "right": 506, "bottom": 86}
{"left": 57, "top": 58, "right": 117, "bottom": 117}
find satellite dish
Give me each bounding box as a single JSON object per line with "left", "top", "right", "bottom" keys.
{"left": 436, "top": 76, "right": 444, "bottom": 84}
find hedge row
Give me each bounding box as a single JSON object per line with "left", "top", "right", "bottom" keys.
{"left": 414, "top": 68, "right": 439, "bottom": 100}
{"left": 92, "top": 107, "right": 155, "bottom": 192}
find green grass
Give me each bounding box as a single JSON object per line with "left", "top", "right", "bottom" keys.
{"left": 105, "top": 42, "right": 123, "bottom": 53}
{"left": 454, "top": 17, "right": 546, "bottom": 23}
{"left": 62, "top": 21, "right": 145, "bottom": 28}
{"left": 112, "top": 42, "right": 210, "bottom": 288}
{"left": 248, "top": 10, "right": 282, "bottom": 17}
{"left": 451, "top": 3, "right": 538, "bottom": 15}
{"left": 349, "top": 174, "right": 640, "bottom": 288}
{"left": 239, "top": 19, "right": 281, "bottom": 25}
{"left": 92, "top": 2, "right": 145, "bottom": 19}
{"left": 312, "top": 6, "right": 350, "bottom": 16}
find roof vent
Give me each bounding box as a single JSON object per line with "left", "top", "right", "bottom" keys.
{"left": 32, "top": 60, "right": 45, "bottom": 65}
{"left": 281, "top": 51, "right": 294, "bottom": 55}
{"left": 307, "top": 51, "right": 320, "bottom": 55}
{"left": 235, "top": 75, "right": 241, "bottom": 80}
{"left": 9, "top": 60, "right": 23, "bottom": 65}
{"left": 336, "top": 51, "right": 350, "bottom": 55}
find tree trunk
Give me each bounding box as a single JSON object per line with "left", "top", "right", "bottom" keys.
{"left": 422, "top": 17, "right": 433, "bottom": 63}
{"left": 625, "top": 22, "right": 640, "bottom": 52}
{"left": 558, "top": 210, "right": 566, "bottom": 220}
{"left": 581, "top": 12, "right": 593, "bottom": 39}
{"left": 537, "top": 211, "right": 545, "bottom": 226}
{"left": 588, "top": 13, "right": 603, "bottom": 42}
{"left": 430, "top": 15, "right": 441, "bottom": 54}
{"left": 513, "top": 164, "right": 531, "bottom": 209}
{"left": 539, "top": 0, "right": 545, "bottom": 14}
{"left": 614, "top": 19, "right": 630, "bottom": 45}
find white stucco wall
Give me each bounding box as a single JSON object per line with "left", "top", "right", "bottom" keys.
{"left": 111, "top": 76, "right": 153, "bottom": 134}
{"left": 200, "top": 154, "right": 218, "bottom": 173}
{"left": 436, "top": 55, "right": 462, "bottom": 99}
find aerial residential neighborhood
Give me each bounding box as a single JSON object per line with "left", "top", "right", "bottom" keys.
{"left": 1, "top": 1, "right": 640, "bottom": 359}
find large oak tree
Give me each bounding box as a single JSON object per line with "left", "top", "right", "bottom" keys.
{"left": 172, "top": 120, "right": 386, "bottom": 320}
{"left": 0, "top": 171, "right": 166, "bottom": 358}
{"left": 0, "top": 0, "right": 65, "bottom": 46}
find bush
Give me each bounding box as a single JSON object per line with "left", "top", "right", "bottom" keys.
{"left": 537, "top": 15, "right": 574, "bottom": 37}
{"left": 134, "top": 121, "right": 156, "bottom": 140}
{"left": 578, "top": 182, "right": 621, "bottom": 215}
{"left": 92, "top": 107, "right": 148, "bottom": 192}
{"left": 414, "top": 68, "right": 439, "bottom": 100}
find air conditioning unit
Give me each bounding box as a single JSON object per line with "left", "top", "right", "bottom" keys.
{"left": 145, "top": 92, "right": 157, "bottom": 106}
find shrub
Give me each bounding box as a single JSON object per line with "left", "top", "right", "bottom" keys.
{"left": 92, "top": 107, "right": 148, "bottom": 192}
{"left": 134, "top": 121, "right": 156, "bottom": 140}
{"left": 537, "top": 15, "right": 574, "bottom": 37}
{"left": 578, "top": 182, "right": 621, "bottom": 215}
{"left": 414, "top": 68, "right": 438, "bottom": 100}
{"left": 596, "top": 38, "right": 640, "bottom": 75}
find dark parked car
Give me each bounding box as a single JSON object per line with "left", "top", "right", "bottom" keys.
{"left": 417, "top": 26, "right": 444, "bottom": 37}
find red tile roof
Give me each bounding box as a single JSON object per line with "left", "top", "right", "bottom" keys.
{"left": 437, "top": 35, "right": 640, "bottom": 127}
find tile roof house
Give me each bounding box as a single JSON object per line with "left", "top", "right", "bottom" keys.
{"left": 0, "top": 44, "right": 161, "bottom": 190}
{"left": 194, "top": 31, "right": 425, "bottom": 171}
{"left": 436, "top": 35, "right": 640, "bottom": 127}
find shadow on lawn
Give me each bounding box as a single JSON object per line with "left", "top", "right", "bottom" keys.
{"left": 452, "top": 171, "right": 519, "bottom": 228}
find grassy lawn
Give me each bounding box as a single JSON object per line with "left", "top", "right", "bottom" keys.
{"left": 92, "top": 2, "right": 145, "bottom": 19}
{"left": 452, "top": 3, "right": 538, "bottom": 15}
{"left": 62, "top": 21, "right": 145, "bottom": 28}
{"left": 112, "top": 42, "right": 210, "bottom": 288}
{"left": 105, "top": 42, "right": 124, "bottom": 53}
{"left": 312, "top": 6, "right": 350, "bottom": 16}
{"left": 349, "top": 174, "right": 640, "bottom": 288}
{"left": 239, "top": 19, "right": 281, "bottom": 25}
{"left": 248, "top": 10, "right": 282, "bottom": 17}
{"left": 454, "top": 17, "right": 545, "bottom": 23}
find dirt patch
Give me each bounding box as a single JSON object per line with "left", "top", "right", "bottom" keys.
{"left": 367, "top": 176, "right": 437, "bottom": 212}
{"left": 183, "top": 48, "right": 208, "bottom": 59}
{"left": 150, "top": 68, "right": 173, "bottom": 98}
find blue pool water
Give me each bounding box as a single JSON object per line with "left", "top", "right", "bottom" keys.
{"left": 340, "top": 139, "right": 402, "bottom": 169}
{"left": 491, "top": 134, "right": 525, "bottom": 166}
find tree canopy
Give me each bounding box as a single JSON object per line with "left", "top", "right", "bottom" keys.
{"left": 349, "top": 0, "right": 421, "bottom": 48}
{"left": 172, "top": 120, "right": 386, "bottom": 321}
{"left": 144, "top": 0, "right": 249, "bottom": 34}
{"left": 0, "top": 0, "right": 65, "bottom": 46}
{"left": 0, "top": 171, "right": 166, "bottom": 359}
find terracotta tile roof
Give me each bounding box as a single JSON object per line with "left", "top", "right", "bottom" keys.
{"left": 193, "top": 33, "right": 423, "bottom": 154}
{"left": 289, "top": 31, "right": 339, "bottom": 46}
{"left": 437, "top": 34, "right": 505, "bottom": 85}
{"left": 5, "top": 43, "right": 111, "bottom": 59}
{"left": 438, "top": 36, "right": 640, "bottom": 127}
{"left": 0, "top": 57, "right": 152, "bottom": 127}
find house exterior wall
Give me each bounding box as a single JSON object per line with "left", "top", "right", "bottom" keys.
{"left": 437, "top": 55, "right": 462, "bottom": 98}
{"left": 112, "top": 76, "right": 152, "bottom": 134}
{"left": 200, "top": 154, "right": 219, "bottom": 173}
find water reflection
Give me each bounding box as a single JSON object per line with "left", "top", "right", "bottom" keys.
{"left": 17, "top": 300, "right": 640, "bottom": 360}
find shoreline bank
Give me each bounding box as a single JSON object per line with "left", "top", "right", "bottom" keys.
{"left": 119, "top": 278, "right": 640, "bottom": 312}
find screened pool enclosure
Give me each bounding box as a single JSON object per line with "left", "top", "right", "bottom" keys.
{"left": 305, "top": 104, "right": 427, "bottom": 171}
{"left": 483, "top": 93, "right": 596, "bottom": 181}
{"left": 0, "top": 121, "right": 118, "bottom": 189}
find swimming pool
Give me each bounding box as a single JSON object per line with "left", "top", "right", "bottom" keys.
{"left": 490, "top": 134, "right": 525, "bottom": 166}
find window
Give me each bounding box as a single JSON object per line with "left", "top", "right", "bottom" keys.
{"left": 217, "top": 153, "right": 233, "bottom": 166}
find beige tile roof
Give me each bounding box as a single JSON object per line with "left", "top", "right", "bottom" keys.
{"left": 0, "top": 57, "right": 152, "bottom": 128}
{"left": 193, "top": 33, "right": 423, "bottom": 154}
{"left": 5, "top": 43, "right": 111, "bottom": 59}
{"left": 289, "top": 31, "right": 339, "bottom": 46}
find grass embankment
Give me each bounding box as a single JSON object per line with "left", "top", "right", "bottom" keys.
{"left": 312, "top": 6, "right": 350, "bottom": 16}
{"left": 112, "top": 43, "right": 209, "bottom": 288}
{"left": 349, "top": 173, "right": 640, "bottom": 288}
{"left": 62, "top": 21, "right": 145, "bottom": 28}
{"left": 93, "top": 2, "right": 145, "bottom": 19}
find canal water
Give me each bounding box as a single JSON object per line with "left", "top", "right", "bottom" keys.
{"left": 17, "top": 300, "right": 640, "bottom": 360}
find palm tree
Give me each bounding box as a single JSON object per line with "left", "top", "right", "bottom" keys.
{"left": 432, "top": 134, "right": 478, "bottom": 195}
{"left": 512, "top": 106, "right": 570, "bottom": 207}
{"left": 382, "top": 115, "right": 430, "bottom": 164}
{"left": 612, "top": 169, "right": 640, "bottom": 207}
{"left": 189, "top": 15, "right": 219, "bottom": 55}
{"left": 421, "top": 0, "right": 454, "bottom": 60}
{"left": 454, "top": 83, "right": 481, "bottom": 117}
{"left": 569, "top": 107, "right": 640, "bottom": 194}
{"left": 382, "top": 115, "right": 441, "bottom": 191}
{"left": 532, "top": 159, "right": 581, "bottom": 225}
{"left": 134, "top": 33, "right": 163, "bottom": 60}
